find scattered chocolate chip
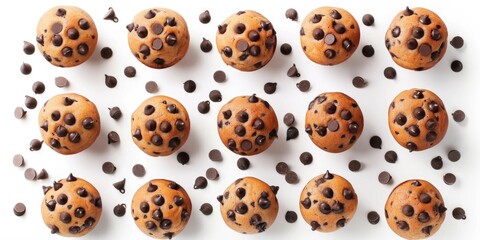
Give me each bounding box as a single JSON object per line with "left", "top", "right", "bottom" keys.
{"left": 448, "top": 150, "right": 461, "bottom": 162}
{"left": 208, "top": 149, "right": 222, "bottom": 162}
{"left": 108, "top": 107, "right": 122, "bottom": 120}
{"left": 452, "top": 207, "right": 466, "bottom": 220}
{"left": 443, "top": 173, "right": 456, "bottom": 185}
{"left": 430, "top": 156, "right": 443, "bottom": 170}
{"left": 286, "top": 127, "right": 299, "bottom": 141}
{"left": 13, "top": 154, "right": 24, "bottom": 167}
{"left": 107, "top": 131, "right": 120, "bottom": 144}
{"left": 352, "top": 76, "right": 367, "bottom": 88}
{"left": 384, "top": 150, "right": 397, "bottom": 163}
{"left": 124, "top": 66, "right": 136, "bottom": 78}
{"left": 384, "top": 67, "right": 396, "bottom": 79}
{"left": 198, "top": 101, "right": 210, "bottom": 114}
{"left": 213, "top": 70, "right": 226, "bottom": 83}
{"left": 182, "top": 80, "right": 196, "bottom": 93}
{"left": 280, "top": 43, "right": 292, "bottom": 55}
{"left": 23, "top": 41, "right": 35, "bottom": 55}
{"left": 194, "top": 176, "right": 208, "bottom": 189}
{"left": 285, "top": 8, "right": 298, "bottom": 21}
{"left": 451, "top": 60, "right": 463, "bottom": 72}
{"left": 296, "top": 80, "right": 310, "bottom": 92}
{"left": 24, "top": 168, "right": 37, "bottom": 181}
{"left": 13, "top": 203, "right": 26, "bottom": 216}
{"left": 177, "top": 152, "right": 190, "bottom": 165}
{"left": 450, "top": 36, "right": 464, "bottom": 49}
{"left": 367, "top": 211, "right": 380, "bottom": 224}
{"left": 264, "top": 82, "right": 277, "bottom": 94}
{"left": 299, "top": 152, "right": 313, "bottom": 165}
{"left": 24, "top": 96, "right": 37, "bottom": 109}
{"left": 102, "top": 161, "right": 116, "bottom": 174}
{"left": 378, "top": 171, "right": 392, "bottom": 184}
{"left": 285, "top": 211, "right": 298, "bottom": 223}
{"left": 276, "top": 162, "right": 289, "bottom": 175}
{"left": 237, "top": 157, "right": 250, "bottom": 170}
{"left": 55, "top": 76, "right": 69, "bottom": 88}
{"left": 14, "top": 107, "right": 26, "bottom": 119}
{"left": 145, "top": 81, "right": 159, "bottom": 93}
{"left": 362, "top": 45, "right": 375, "bottom": 57}
{"left": 113, "top": 204, "right": 126, "bottom": 217}
{"left": 32, "top": 81, "right": 45, "bottom": 94}
{"left": 362, "top": 14, "right": 375, "bottom": 26}
{"left": 100, "top": 47, "right": 113, "bottom": 59}
{"left": 103, "top": 7, "right": 118, "bottom": 22}
{"left": 113, "top": 178, "right": 126, "bottom": 193}
{"left": 283, "top": 113, "right": 295, "bottom": 127}
{"left": 209, "top": 90, "right": 222, "bottom": 102}
{"left": 206, "top": 168, "right": 219, "bottom": 180}
{"left": 200, "top": 203, "right": 213, "bottom": 215}
{"left": 132, "top": 164, "right": 145, "bottom": 177}
{"left": 20, "top": 63, "right": 32, "bottom": 75}
{"left": 105, "top": 74, "right": 117, "bottom": 88}
{"left": 37, "top": 169, "right": 48, "bottom": 180}
{"left": 199, "top": 10, "right": 211, "bottom": 24}
{"left": 452, "top": 110, "right": 465, "bottom": 122}
{"left": 370, "top": 136, "right": 382, "bottom": 149}
{"left": 200, "top": 38, "right": 213, "bottom": 52}
{"left": 348, "top": 160, "right": 361, "bottom": 172}
{"left": 285, "top": 171, "right": 299, "bottom": 184}
{"left": 287, "top": 64, "right": 300, "bottom": 77}
{"left": 29, "top": 139, "right": 43, "bottom": 151}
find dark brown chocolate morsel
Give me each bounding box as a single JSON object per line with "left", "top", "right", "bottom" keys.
{"left": 208, "top": 149, "right": 222, "bottom": 162}
{"left": 280, "top": 43, "right": 292, "bottom": 55}
{"left": 370, "top": 136, "right": 382, "bottom": 149}
{"left": 296, "top": 80, "right": 310, "bottom": 92}
{"left": 199, "top": 10, "right": 211, "bottom": 24}
{"left": 113, "top": 178, "right": 126, "bottom": 193}
{"left": 20, "top": 63, "right": 32, "bottom": 75}
{"left": 299, "top": 152, "right": 313, "bottom": 165}
{"left": 113, "top": 204, "right": 126, "bottom": 217}
{"left": 367, "top": 211, "right": 380, "bottom": 224}
{"left": 452, "top": 207, "right": 466, "bottom": 220}
{"left": 198, "top": 101, "right": 210, "bottom": 114}
{"left": 287, "top": 64, "right": 300, "bottom": 77}
{"left": 183, "top": 80, "right": 196, "bottom": 93}
{"left": 102, "top": 161, "right": 116, "bottom": 174}
{"left": 29, "top": 139, "right": 43, "bottom": 151}
{"left": 200, "top": 38, "right": 213, "bottom": 52}
{"left": 109, "top": 106, "right": 122, "bottom": 120}
{"left": 443, "top": 173, "right": 456, "bottom": 185}
{"left": 55, "top": 76, "right": 69, "bottom": 88}
{"left": 200, "top": 203, "right": 213, "bottom": 215}
{"left": 378, "top": 171, "right": 392, "bottom": 184}
{"left": 362, "top": 45, "right": 375, "bottom": 57}
{"left": 103, "top": 7, "right": 118, "bottom": 22}
{"left": 145, "top": 81, "right": 159, "bottom": 93}
{"left": 24, "top": 96, "right": 37, "bottom": 109}
{"left": 206, "top": 168, "right": 219, "bottom": 180}
{"left": 285, "top": 210, "right": 298, "bottom": 223}
{"left": 124, "top": 66, "right": 136, "bottom": 78}
{"left": 384, "top": 150, "right": 397, "bottom": 163}
{"left": 13, "top": 203, "right": 26, "bottom": 216}
{"left": 431, "top": 156, "right": 443, "bottom": 170}
{"left": 209, "top": 90, "right": 222, "bottom": 102}
{"left": 352, "top": 76, "right": 367, "bottom": 88}
{"left": 285, "top": 8, "right": 298, "bottom": 21}
{"left": 362, "top": 14, "right": 375, "bottom": 26}
{"left": 285, "top": 171, "right": 299, "bottom": 184}
{"left": 24, "top": 168, "right": 37, "bottom": 181}
{"left": 286, "top": 127, "right": 299, "bottom": 141}
{"left": 194, "top": 176, "right": 208, "bottom": 189}
{"left": 105, "top": 74, "right": 117, "bottom": 88}
{"left": 13, "top": 154, "right": 25, "bottom": 167}
{"left": 14, "top": 107, "right": 26, "bottom": 119}
{"left": 37, "top": 169, "right": 48, "bottom": 180}
{"left": 448, "top": 150, "right": 461, "bottom": 162}
{"left": 384, "top": 67, "right": 396, "bottom": 79}
{"left": 107, "top": 131, "right": 120, "bottom": 144}
{"left": 237, "top": 157, "right": 250, "bottom": 170}
{"left": 450, "top": 36, "right": 464, "bottom": 49}
{"left": 32, "top": 81, "right": 45, "bottom": 94}
{"left": 452, "top": 110, "right": 465, "bottom": 122}
{"left": 213, "top": 70, "right": 226, "bottom": 83}
{"left": 23, "top": 41, "right": 35, "bottom": 55}
{"left": 451, "top": 60, "right": 463, "bottom": 72}
{"left": 132, "top": 164, "right": 146, "bottom": 177}
{"left": 101, "top": 47, "right": 113, "bottom": 59}
{"left": 348, "top": 160, "right": 361, "bottom": 172}
{"left": 264, "top": 82, "right": 277, "bottom": 94}
{"left": 276, "top": 162, "right": 289, "bottom": 175}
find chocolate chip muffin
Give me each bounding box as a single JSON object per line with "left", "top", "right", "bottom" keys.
{"left": 131, "top": 179, "right": 192, "bottom": 239}
{"left": 216, "top": 10, "right": 276, "bottom": 71}
{"left": 385, "top": 179, "right": 447, "bottom": 239}
{"left": 217, "top": 177, "right": 279, "bottom": 234}
{"left": 300, "top": 7, "right": 360, "bottom": 65}
{"left": 36, "top": 6, "right": 98, "bottom": 67}
{"left": 299, "top": 171, "right": 358, "bottom": 232}
{"left": 41, "top": 174, "right": 102, "bottom": 237}
{"left": 217, "top": 94, "right": 278, "bottom": 156}
{"left": 127, "top": 8, "right": 189, "bottom": 69}
{"left": 131, "top": 96, "right": 190, "bottom": 156}
{"left": 385, "top": 7, "right": 448, "bottom": 70}
{"left": 38, "top": 93, "right": 100, "bottom": 155}
{"left": 388, "top": 89, "right": 448, "bottom": 152}
{"left": 305, "top": 92, "right": 364, "bottom": 153}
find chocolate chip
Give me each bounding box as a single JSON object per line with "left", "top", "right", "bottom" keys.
{"left": 286, "top": 127, "right": 299, "bottom": 140}
{"left": 176, "top": 152, "right": 190, "bottom": 165}
{"left": 285, "top": 8, "right": 298, "bottom": 21}
{"left": 107, "top": 131, "right": 120, "bottom": 144}
{"left": 209, "top": 149, "right": 222, "bottom": 162}
{"left": 296, "top": 80, "right": 310, "bottom": 92}
{"left": 98, "top": 47, "right": 113, "bottom": 60}
{"left": 448, "top": 150, "right": 461, "bottom": 162}
{"left": 419, "top": 193, "right": 432, "bottom": 204}
{"left": 200, "top": 203, "right": 213, "bottom": 215}
{"left": 384, "top": 150, "right": 398, "bottom": 163}
{"left": 166, "top": 33, "right": 177, "bottom": 46}
{"left": 367, "top": 211, "right": 380, "bottom": 224}
{"left": 213, "top": 70, "right": 227, "bottom": 82}
{"left": 20, "top": 62, "right": 32, "bottom": 75}
{"left": 37, "top": 168, "right": 48, "bottom": 180}
{"left": 452, "top": 207, "right": 466, "bottom": 220}
{"left": 384, "top": 67, "right": 396, "bottom": 79}
{"left": 132, "top": 164, "right": 145, "bottom": 177}
{"left": 113, "top": 178, "right": 126, "bottom": 193}
{"left": 450, "top": 36, "right": 464, "bottom": 49}
{"left": 370, "top": 136, "right": 382, "bottom": 149}
{"left": 55, "top": 76, "right": 69, "bottom": 88}
{"left": 29, "top": 139, "right": 42, "bottom": 151}
{"left": 113, "top": 204, "right": 126, "bottom": 217}
{"left": 297, "top": 152, "right": 313, "bottom": 165}
{"left": 443, "top": 173, "right": 456, "bottom": 185}
{"left": 30, "top": 81, "right": 45, "bottom": 95}
{"left": 105, "top": 74, "right": 117, "bottom": 88}
{"left": 352, "top": 76, "right": 367, "bottom": 88}
{"left": 206, "top": 168, "right": 219, "bottom": 180}
{"left": 222, "top": 46, "right": 232, "bottom": 57}
{"left": 334, "top": 23, "right": 346, "bottom": 34}
{"left": 324, "top": 34, "right": 336, "bottom": 46}
{"left": 285, "top": 171, "right": 299, "bottom": 184}
{"left": 145, "top": 81, "right": 158, "bottom": 93}
{"left": 23, "top": 41, "right": 35, "bottom": 55}
{"left": 287, "top": 64, "right": 300, "bottom": 77}
{"left": 430, "top": 156, "right": 443, "bottom": 170}
{"left": 183, "top": 80, "right": 196, "bottom": 92}
{"left": 103, "top": 7, "right": 118, "bottom": 22}
{"left": 362, "top": 14, "right": 375, "bottom": 26}
{"left": 241, "top": 139, "right": 252, "bottom": 151}
{"left": 276, "top": 162, "right": 289, "bottom": 175}
{"left": 13, "top": 203, "right": 26, "bottom": 216}
{"left": 419, "top": 43, "right": 432, "bottom": 56}
{"left": 194, "top": 176, "right": 208, "bottom": 189}
{"left": 199, "top": 10, "right": 211, "bottom": 24}
{"left": 14, "top": 107, "right": 26, "bottom": 119}
{"left": 198, "top": 101, "right": 210, "bottom": 114}
{"left": 124, "top": 66, "right": 136, "bottom": 78}
{"left": 451, "top": 60, "right": 463, "bottom": 72}
{"left": 102, "top": 161, "right": 116, "bottom": 174}
{"left": 77, "top": 43, "right": 89, "bottom": 55}
{"left": 378, "top": 171, "right": 392, "bottom": 184}
{"left": 237, "top": 157, "right": 250, "bottom": 170}
{"left": 347, "top": 160, "right": 361, "bottom": 172}
{"left": 12, "top": 154, "right": 24, "bottom": 167}
{"left": 200, "top": 38, "right": 212, "bottom": 52}
{"left": 452, "top": 110, "right": 465, "bottom": 122}
{"left": 209, "top": 90, "right": 222, "bottom": 102}
{"left": 264, "top": 82, "right": 277, "bottom": 94}
{"left": 327, "top": 119, "right": 339, "bottom": 132}
{"left": 280, "top": 43, "right": 292, "bottom": 55}
{"left": 362, "top": 45, "right": 375, "bottom": 57}
{"left": 24, "top": 168, "right": 36, "bottom": 181}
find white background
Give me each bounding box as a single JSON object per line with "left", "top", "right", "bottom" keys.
{"left": 0, "top": 0, "right": 477, "bottom": 239}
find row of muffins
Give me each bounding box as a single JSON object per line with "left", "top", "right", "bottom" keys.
{"left": 36, "top": 6, "right": 448, "bottom": 71}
